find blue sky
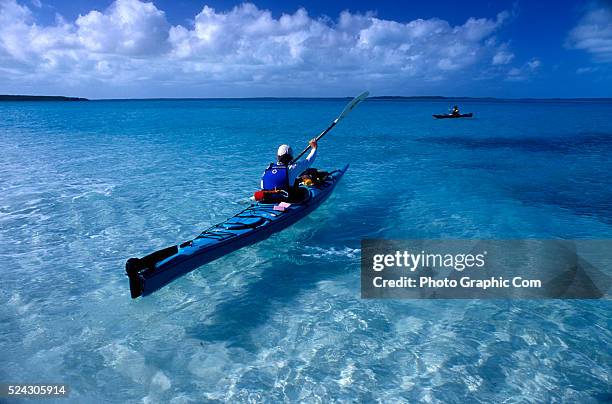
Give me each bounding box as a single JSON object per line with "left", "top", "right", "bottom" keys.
{"left": 1, "top": 0, "right": 610, "bottom": 98}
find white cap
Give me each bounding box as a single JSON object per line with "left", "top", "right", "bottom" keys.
{"left": 277, "top": 144, "right": 293, "bottom": 157}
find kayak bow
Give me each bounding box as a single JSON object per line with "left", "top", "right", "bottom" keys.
{"left": 126, "top": 165, "right": 349, "bottom": 298}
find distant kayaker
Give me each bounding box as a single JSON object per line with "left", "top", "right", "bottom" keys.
{"left": 259, "top": 139, "right": 318, "bottom": 200}
{"left": 451, "top": 105, "right": 460, "bottom": 115}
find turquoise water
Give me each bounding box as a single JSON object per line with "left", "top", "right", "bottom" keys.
{"left": 1, "top": 99, "right": 610, "bottom": 402}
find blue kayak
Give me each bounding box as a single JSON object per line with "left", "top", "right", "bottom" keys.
{"left": 126, "top": 165, "right": 348, "bottom": 298}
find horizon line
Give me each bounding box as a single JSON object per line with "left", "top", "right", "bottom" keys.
{"left": 2, "top": 94, "right": 612, "bottom": 102}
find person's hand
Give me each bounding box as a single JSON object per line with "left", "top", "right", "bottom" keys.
{"left": 309, "top": 139, "right": 318, "bottom": 148}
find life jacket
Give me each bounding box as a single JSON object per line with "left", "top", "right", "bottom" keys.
{"left": 261, "top": 163, "right": 290, "bottom": 191}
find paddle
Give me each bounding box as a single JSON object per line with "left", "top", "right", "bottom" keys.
{"left": 290, "top": 91, "right": 369, "bottom": 164}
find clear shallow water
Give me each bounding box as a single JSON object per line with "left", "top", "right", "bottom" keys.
{"left": 0, "top": 99, "right": 610, "bottom": 402}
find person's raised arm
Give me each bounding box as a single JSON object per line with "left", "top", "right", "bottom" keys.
{"left": 305, "top": 139, "right": 317, "bottom": 162}
{"left": 291, "top": 139, "right": 318, "bottom": 174}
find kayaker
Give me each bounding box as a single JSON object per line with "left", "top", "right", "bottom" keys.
{"left": 258, "top": 139, "right": 318, "bottom": 201}
{"left": 451, "top": 105, "right": 460, "bottom": 115}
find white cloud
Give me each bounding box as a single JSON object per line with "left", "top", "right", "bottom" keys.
{"left": 0, "top": 0, "right": 34, "bottom": 61}
{"left": 576, "top": 66, "right": 599, "bottom": 74}
{"left": 76, "top": 0, "right": 170, "bottom": 55}
{"left": 0, "top": 0, "right": 515, "bottom": 97}
{"left": 492, "top": 50, "right": 514, "bottom": 65}
{"left": 566, "top": 5, "right": 612, "bottom": 62}
{"left": 506, "top": 58, "right": 541, "bottom": 81}
{"left": 527, "top": 58, "right": 541, "bottom": 70}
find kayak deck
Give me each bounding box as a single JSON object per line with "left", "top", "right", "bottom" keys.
{"left": 126, "top": 165, "right": 348, "bottom": 298}
{"left": 433, "top": 113, "right": 473, "bottom": 119}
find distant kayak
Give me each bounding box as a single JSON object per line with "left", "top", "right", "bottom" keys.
{"left": 433, "top": 113, "right": 473, "bottom": 119}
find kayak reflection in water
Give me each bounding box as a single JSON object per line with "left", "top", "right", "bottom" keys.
{"left": 451, "top": 105, "right": 460, "bottom": 115}
{"left": 257, "top": 139, "right": 318, "bottom": 202}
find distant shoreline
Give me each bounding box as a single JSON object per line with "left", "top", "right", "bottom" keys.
{"left": 1, "top": 94, "right": 611, "bottom": 102}
{"left": 370, "top": 96, "right": 612, "bottom": 101}
{"left": 0, "top": 95, "right": 89, "bottom": 101}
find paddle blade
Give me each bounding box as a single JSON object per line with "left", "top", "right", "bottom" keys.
{"left": 336, "top": 91, "right": 369, "bottom": 123}
{"left": 291, "top": 90, "right": 369, "bottom": 164}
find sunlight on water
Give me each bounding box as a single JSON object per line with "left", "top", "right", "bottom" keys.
{"left": 1, "top": 99, "right": 611, "bottom": 402}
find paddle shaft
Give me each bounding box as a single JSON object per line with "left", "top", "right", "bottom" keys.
{"left": 291, "top": 119, "right": 338, "bottom": 163}
{"left": 290, "top": 91, "right": 369, "bottom": 164}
